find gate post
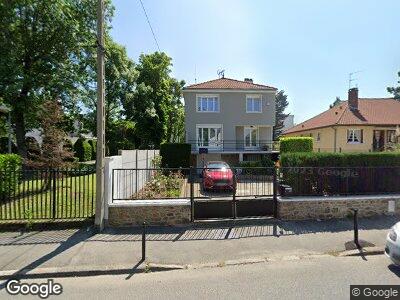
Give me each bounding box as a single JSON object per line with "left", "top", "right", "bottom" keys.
{"left": 232, "top": 173, "right": 237, "bottom": 219}
{"left": 273, "top": 166, "right": 278, "bottom": 218}
{"left": 190, "top": 167, "right": 195, "bottom": 222}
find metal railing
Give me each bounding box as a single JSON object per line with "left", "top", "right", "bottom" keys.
{"left": 112, "top": 167, "right": 275, "bottom": 201}
{"left": 0, "top": 167, "right": 96, "bottom": 221}
{"left": 187, "top": 140, "right": 279, "bottom": 152}
{"left": 280, "top": 166, "right": 400, "bottom": 196}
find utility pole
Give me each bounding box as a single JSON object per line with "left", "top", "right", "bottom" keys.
{"left": 95, "top": 0, "right": 105, "bottom": 231}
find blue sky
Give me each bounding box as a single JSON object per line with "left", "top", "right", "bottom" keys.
{"left": 110, "top": 0, "right": 400, "bottom": 123}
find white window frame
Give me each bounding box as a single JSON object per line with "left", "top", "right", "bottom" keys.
{"left": 196, "top": 94, "right": 220, "bottom": 113}
{"left": 347, "top": 129, "right": 363, "bottom": 144}
{"left": 196, "top": 124, "right": 223, "bottom": 149}
{"left": 246, "top": 95, "right": 262, "bottom": 113}
{"left": 244, "top": 126, "right": 259, "bottom": 149}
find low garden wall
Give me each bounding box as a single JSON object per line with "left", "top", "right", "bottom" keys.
{"left": 278, "top": 194, "right": 400, "bottom": 220}
{"left": 107, "top": 199, "right": 191, "bottom": 226}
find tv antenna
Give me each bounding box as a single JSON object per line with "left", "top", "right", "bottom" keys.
{"left": 217, "top": 69, "right": 225, "bottom": 78}
{"left": 348, "top": 70, "right": 363, "bottom": 89}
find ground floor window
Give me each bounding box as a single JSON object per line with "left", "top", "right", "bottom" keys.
{"left": 347, "top": 129, "right": 363, "bottom": 143}
{"left": 244, "top": 127, "right": 258, "bottom": 148}
{"left": 196, "top": 125, "right": 222, "bottom": 148}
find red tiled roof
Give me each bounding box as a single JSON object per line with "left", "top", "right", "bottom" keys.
{"left": 284, "top": 98, "right": 400, "bottom": 134}
{"left": 183, "top": 77, "right": 277, "bottom": 91}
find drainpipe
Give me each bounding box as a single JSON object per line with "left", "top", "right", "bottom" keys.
{"left": 333, "top": 127, "right": 337, "bottom": 153}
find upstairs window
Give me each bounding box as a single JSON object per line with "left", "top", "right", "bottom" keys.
{"left": 347, "top": 129, "right": 363, "bottom": 143}
{"left": 197, "top": 95, "right": 219, "bottom": 112}
{"left": 246, "top": 95, "right": 262, "bottom": 113}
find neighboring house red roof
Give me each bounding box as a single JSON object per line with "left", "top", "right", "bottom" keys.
{"left": 284, "top": 98, "right": 400, "bottom": 134}
{"left": 183, "top": 77, "right": 277, "bottom": 91}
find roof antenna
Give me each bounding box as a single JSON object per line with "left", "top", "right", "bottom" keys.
{"left": 348, "top": 70, "right": 363, "bottom": 89}
{"left": 217, "top": 69, "right": 225, "bottom": 79}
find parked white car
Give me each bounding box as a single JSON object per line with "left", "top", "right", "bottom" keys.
{"left": 385, "top": 222, "right": 400, "bottom": 265}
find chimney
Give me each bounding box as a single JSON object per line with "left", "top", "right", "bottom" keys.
{"left": 348, "top": 88, "right": 359, "bottom": 110}
{"left": 244, "top": 78, "right": 253, "bottom": 83}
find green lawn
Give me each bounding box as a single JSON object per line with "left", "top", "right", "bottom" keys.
{"left": 0, "top": 172, "right": 96, "bottom": 221}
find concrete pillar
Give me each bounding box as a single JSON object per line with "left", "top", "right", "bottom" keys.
{"left": 239, "top": 153, "right": 243, "bottom": 162}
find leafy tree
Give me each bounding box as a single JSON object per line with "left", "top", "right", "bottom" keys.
{"left": 82, "top": 38, "right": 138, "bottom": 154}
{"left": 0, "top": 0, "right": 113, "bottom": 158}
{"left": 26, "top": 99, "right": 74, "bottom": 169}
{"left": 123, "top": 52, "right": 185, "bottom": 148}
{"left": 273, "top": 90, "right": 289, "bottom": 140}
{"left": 388, "top": 71, "right": 400, "bottom": 100}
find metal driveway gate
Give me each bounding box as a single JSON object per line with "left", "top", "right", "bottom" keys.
{"left": 191, "top": 167, "right": 278, "bottom": 220}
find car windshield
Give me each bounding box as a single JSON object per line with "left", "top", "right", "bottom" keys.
{"left": 206, "top": 162, "right": 229, "bottom": 170}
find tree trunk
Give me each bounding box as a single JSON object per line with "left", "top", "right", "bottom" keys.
{"left": 14, "top": 110, "right": 27, "bottom": 159}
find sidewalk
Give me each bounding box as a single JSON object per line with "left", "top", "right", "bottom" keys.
{"left": 0, "top": 216, "right": 396, "bottom": 278}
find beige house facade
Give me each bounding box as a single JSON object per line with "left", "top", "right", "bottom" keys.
{"left": 283, "top": 88, "right": 400, "bottom": 153}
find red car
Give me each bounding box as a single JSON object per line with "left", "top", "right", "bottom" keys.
{"left": 202, "top": 161, "right": 236, "bottom": 191}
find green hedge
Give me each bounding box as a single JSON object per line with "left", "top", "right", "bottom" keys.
{"left": 160, "top": 143, "right": 191, "bottom": 168}
{"left": 280, "top": 137, "right": 313, "bottom": 153}
{"left": 88, "top": 139, "right": 97, "bottom": 160}
{"left": 280, "top": 152, "right": 400, "bottom": 196}
{"left": 73, "top": 138, "right": 92, "bottom": 162}
{"left": 280, "top": 152, "right": 400, "bottom": 167}
{"left": 0, "top": 154, "right": 22, "bottom": 196}
{"left": 237, "top": 157, "right": 275, "bottom": 175}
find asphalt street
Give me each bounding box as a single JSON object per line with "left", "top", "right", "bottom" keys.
{"left": 1, "top": 254, "right": 399, "bottom": 300}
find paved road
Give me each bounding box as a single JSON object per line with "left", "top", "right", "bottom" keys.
{"left": 1, "top": 255, "right": 399, "bottom": 300}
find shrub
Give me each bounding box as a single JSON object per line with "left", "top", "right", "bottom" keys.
{"left": 0, "top": 154, "right": 22, "bottom": 197}
{"left": 237, "top": 157, "right": 275, "bottom": 175}
{"left": 160, "top": 143, "right": 191, "bottom": 168}
{"left": 280, "top": 152, "right": 400, "bottom": 167}
{"left": 280, "top": 137, "right": 313, "bottom": 153}
{"left": 88, "top": 139, "right": 97, "bottom": 160}
{"left": 280, "top": 152, "right": 400, "bottom": 196}
{"left": 73, "top": 138, "right": 92, "bottom": 162}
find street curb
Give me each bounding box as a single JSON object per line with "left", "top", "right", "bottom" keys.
{"left": 0, "top": 263, "right": 184, "bottom": 280}
{"left": 338, "top": 247, "right": 384, "bottom": 257}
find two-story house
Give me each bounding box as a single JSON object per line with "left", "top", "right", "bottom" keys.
{"left": 183, "top": 77, "right": 278, "bottom": 167}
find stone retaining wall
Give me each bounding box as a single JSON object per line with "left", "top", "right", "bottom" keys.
{"left": 107, "top": 200, "right": 191, "bottom": 226}
{"left": 278, "top": 195, "right": 400, "bottom": 221}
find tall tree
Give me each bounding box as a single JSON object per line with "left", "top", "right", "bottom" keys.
{"left": 82, "top": 38, "right": 138, "bottom": 154}
{"left": 273, "top": 90, "right": 289, "bottom": 140}
{"left": 388, "top": 71, "right": 400, "bottom": 100}
{"left": 0, "top": 0, "right": 113, "bottom": 158}
{"left": 123, "top": 52, "right": 185, "bottom": 148}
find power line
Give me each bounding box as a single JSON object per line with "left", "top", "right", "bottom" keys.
{"left": 139, "top": 0, "right": 161, "bottom": 52}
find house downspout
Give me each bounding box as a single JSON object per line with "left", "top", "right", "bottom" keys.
{"left": 333, "top": 127, "right": 337, "bottom": 153}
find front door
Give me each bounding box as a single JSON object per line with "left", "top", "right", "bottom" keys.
{"left": 373, "top": 130, "right": 385, "bottom": 151}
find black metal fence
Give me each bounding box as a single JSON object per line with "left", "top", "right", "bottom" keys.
{"left": 280, "top": 166, "right": 400, "bottom": 196}
{"left": 0, "top": 167, "right": 96, "bottom": 221}
{"left": 112, "top": 167, "right": 275, "bottom": 201}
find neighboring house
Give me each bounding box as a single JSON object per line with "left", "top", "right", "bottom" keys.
{"left": 283, "top": 88, "right": 400, "bottom": 153}
{"left": 182, "top": 77, "right": 277, "bottom": 167}
{"left": 282, "top": 114, "right": 294, "bottom": 131}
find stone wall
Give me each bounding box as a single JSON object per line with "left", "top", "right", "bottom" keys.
{"left": 278, "top": 195, "right": 400, "bottom": 221}
{"left": 107, "top": 200, "right": 191, "bottom": 226}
